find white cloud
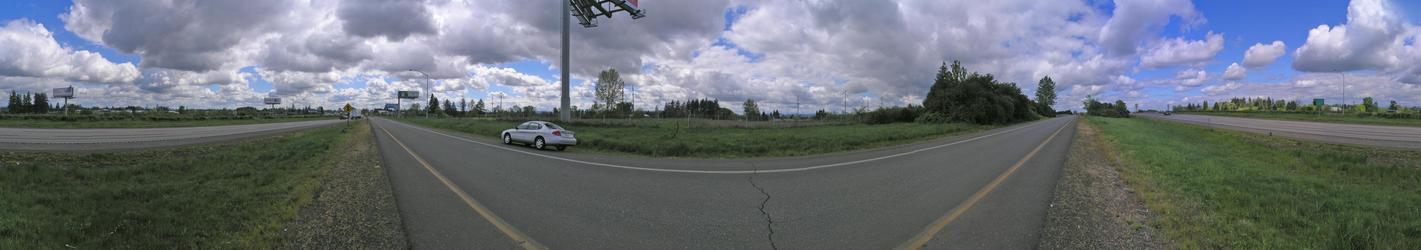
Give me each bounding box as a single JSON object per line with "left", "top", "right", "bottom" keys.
{"left": 1242, "top": 40, "right": 1286, "bottom": 68}
{"left": 1223, "top": 62, "right": 1246, "bottom": 80}
{"left": 1292, "top": 0, "right": 1404, "bottom": 72}
{"left": 1201, "top": 82, "right": 1240, "bottom": 95}
{"left": 1139, "top": 32, "right": 1224, "bottom": 69}
{"left": 0, "top": 19, "right": 138, "bottom": 85}
{"left": 1098, "top": 0, "right": 1203, "bottom": 56}
{"left": 1175, "top": 68, "right": 1208, "bottom": 87}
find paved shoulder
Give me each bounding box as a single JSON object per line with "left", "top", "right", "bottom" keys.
{"left": 1141, "top": 113, "right": 1421, "bottom": 149}
{"left": 0, "top": 120, "right": 344, "bottom": 151}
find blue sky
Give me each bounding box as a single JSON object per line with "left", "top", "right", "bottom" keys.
{"left": 2, "top": 0, "right": 1420, "bottom": 111}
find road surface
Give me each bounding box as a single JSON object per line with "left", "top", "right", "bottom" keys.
{"left": 0, "top": 120, "right": 344, "bottom": 151}
{"left": 1139, "top": 113, "right": 1421, "bottom": 149}
{"left": 370, "top": 115, "right": 1077, "bottom": 249}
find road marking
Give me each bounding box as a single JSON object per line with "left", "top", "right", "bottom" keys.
{"left": 376, "top": 117, "right": 1056, "bottom": 174}
{"left": 895, "top": 118, "right": 1072, "bottom": 250}
{"left": 378, "top": 126, "right": 548, "bottom": 250}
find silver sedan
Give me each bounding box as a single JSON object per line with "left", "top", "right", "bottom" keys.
{"left": 501, "top": 121, "right": 578, "bottom": 151}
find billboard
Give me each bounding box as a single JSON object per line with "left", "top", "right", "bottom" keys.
{"left": 397, "top": 91, "right": 420, "bottom": 99}
{"left": 263, "top": 97, "right": 281, "bottom": 105}
{"left": 385, "top": 103, "right": 399, "bottom": 110}
{"left": 52, "top": 87, "right": 74, "bottom": 98}
{"left": 1313, "top": 98, "right": 1325, "bottom": 107}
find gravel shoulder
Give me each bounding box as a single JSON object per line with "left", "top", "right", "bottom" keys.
{"left": 281, "top": 120, "right": 409, "bottom": 249}
{"left": 1038, "top": 119, "right": 1163, "bottom": 249}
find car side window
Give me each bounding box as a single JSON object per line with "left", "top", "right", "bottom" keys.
{"left": 530, "top": 123, "right": 543, "bottom": 130}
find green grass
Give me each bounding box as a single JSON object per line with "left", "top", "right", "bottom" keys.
{"left": 1088, "top": 117, "right": 1421, "bottom": 249}
{"left": 0, "top": 124, "right": 354, "bottom": 248}
{"left": 1179, "top": 111, "right": 1421, "bottom": 127}
{"left": 0, "top": 116, "right": 330, "bottom": 128}
{"left": 397, "top": 117, "right": 989, "bottom": 158}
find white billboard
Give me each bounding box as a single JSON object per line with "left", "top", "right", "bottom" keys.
{"left": 263, "top": 97, "right": 282, "bottom": 105}
{"left": 53, "top": 87, "right": 74, "bottom": 98}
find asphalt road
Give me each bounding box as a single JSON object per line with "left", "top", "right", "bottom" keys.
{"left": 371, "top": 115, "right": 1078, "bottom": 249}
{"left": 0, "top": 119, "right": 344, "bottom": 151}
{"left": 1139, "top": 113, "right": 1421, "bottom": 149}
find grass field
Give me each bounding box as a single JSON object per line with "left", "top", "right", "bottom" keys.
{"left": 0, "top": 124, "right": 355, "bottom": 248}
{"left": 1179, "top": 111, "right": 1421, "bottom": 127}
{"left": 1088, "top": 117, "right": 1421, "bottom": 248}
{"left": 397, "top": 117, "right": 990, "bottom": 158}
{"left": 0, "top": 116, "right": 331, "bottom": 128}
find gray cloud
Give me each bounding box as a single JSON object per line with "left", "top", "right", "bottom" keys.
{"left": 338, "top": 0, "right": 436, "bottom": 41}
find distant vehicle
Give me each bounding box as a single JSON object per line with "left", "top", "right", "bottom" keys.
{"left": 339, "top": 114, "right": 350, "bottom": 120}
{"left": 501, "top": 121, "right": 577, "bottom": 151}
{"left": 349, "top": 111, "right": 363, "bottom": 119}
{"left": 1162, "top": 111, "right": 1172, "bottom": 116}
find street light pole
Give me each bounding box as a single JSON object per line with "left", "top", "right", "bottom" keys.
{"left": 560, "top": 0, "right": 572, "bottom": 122}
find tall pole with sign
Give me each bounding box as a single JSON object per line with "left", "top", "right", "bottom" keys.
{"left": 53, "top": 86, "right": 74, "bottom": 116}
{"left": 563, "top": 0, "right": 645, "bottom": 122}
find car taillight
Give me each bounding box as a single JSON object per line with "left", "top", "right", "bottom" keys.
{"left": 552, "top": 130, "right": 562, "bottom": 136}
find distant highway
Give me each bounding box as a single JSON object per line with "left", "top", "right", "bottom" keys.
{"left": 1140, "top": 113, "right": 1421, "bottom": 149}
{"left": 370, "top": 116, "right": 1077, "bottom": 249}
{"left": 0, "top": 120, "right": 343, "bottom": 151}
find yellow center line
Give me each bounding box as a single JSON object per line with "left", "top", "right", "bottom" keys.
{"left": 896, "top": 118, "right": 1073, "bottom": 250}
{"left": 377, "top": 123, "right": 548, "bottom": 250}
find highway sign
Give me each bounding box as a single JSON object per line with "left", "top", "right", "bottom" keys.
{"left": 263, "top": 97, "right": 282, "bottom": 105}
{"left": 385, "top": 103, "right": 399, "bottom": 110}
{"left": 397, "top": 91, "right": 420, "bottom": 99}
{"left": 1313, "top": 99, "right": 1325, "bottom": 107}
{"left": 343, "top": 103, "right": 354, "bottom": 113}
{"left": 52, "top": 87, "right": 74, "bottom": 98}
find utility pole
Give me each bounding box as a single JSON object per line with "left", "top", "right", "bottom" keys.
{"left": 409, "top": 69, "right": 432, "bottom": 119}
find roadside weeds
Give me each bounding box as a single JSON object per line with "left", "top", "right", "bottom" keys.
{"left": 1038, "top": 119, "right": 1164, "bottom": 249}
{"left": 280, "top": 120, "right": 409, "bottom": 249}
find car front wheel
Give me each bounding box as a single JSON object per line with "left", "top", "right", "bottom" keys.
{"left": 533, "top": 137, "right": 546, "bottom": 150}
{"left": 503, "top": 134, "right": 512, "bottom": 144}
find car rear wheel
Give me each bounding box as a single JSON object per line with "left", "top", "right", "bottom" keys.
{"left": 555, "top": 145, "right": 566, "bottom": 151}
{"left": 534, "top": 137, "right": 546, "bottom": 150}
{"left": 503, "top": 134, "right": 512, "bottom": 144}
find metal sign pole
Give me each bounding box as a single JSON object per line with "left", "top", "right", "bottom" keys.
{"left": 560, "top": 0, "right": 572, "bottom": 122}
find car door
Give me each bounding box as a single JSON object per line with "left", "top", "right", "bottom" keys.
{"left": 523, "top": 123, "right": 544, "bottom": 141}
{"left": 514, "top": 122, "right": 533, "bottom": 142}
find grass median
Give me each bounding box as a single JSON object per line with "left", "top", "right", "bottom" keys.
{"left": 1088, "top": 116, "right": 1421, "bottom": 248}
{"left": 395, "top": 117, "right": 990, "bottom": 158}
{"left": 1177, "top": 111, "right": 1421, "bottom": 127}
{"left": 0, "top": 123, "right": 355, "bottom": 248}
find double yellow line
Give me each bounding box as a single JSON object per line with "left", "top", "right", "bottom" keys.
{"left": 896, "top": 118, "right": 1072, "bottom": 249}
{"left": 378, "top": 124, "right": 548, "bottom": 249}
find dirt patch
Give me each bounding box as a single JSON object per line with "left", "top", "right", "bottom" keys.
{"left": 1038, "top": 119, "right": 1164, "bottom": 249}
{"left": 280, "top": 121, "right": 409, "bottom": 249}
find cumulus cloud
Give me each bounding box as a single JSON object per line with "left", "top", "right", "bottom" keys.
{"left": 1201, "top": 81, "right": 1241, "bottom": 95}
{"left": 1242, "top": 40, "right": 1286, "bottom": 68}
{"left": 0, "top": 19, "right": 138, "bottom": 84}
{"left": 1223, "top": 62, "right": 1246, "bottom": 80}
{"left": 1175, "top": 68, "right": 1208, "bottom": 88}
{"left": 1292, "top": 0, "right": 1404, "bottom": 72}
{"left": 62, "top": 0, "right": 293, "bottom": 72}
{"left": 338, "top": 0, "right": 435, "bottom": 41}
{"left": 1098, "top": 0, "right": 1203, "bottom": 56}
{"left": 1139, "top": 32, "right": 1224, "bottom": 68}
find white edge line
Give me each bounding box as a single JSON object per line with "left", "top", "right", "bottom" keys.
{"left": 376, "top": 117, "right": 1060, "bottom": 174}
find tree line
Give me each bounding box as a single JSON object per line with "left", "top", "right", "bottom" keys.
{"left": 6, "top": 91, "right": 52, "bottom": 114}
{"left": 920, "top": 61, "right": 1058, "bottom": 125}
{"left": 1171, "top": 96, "right": 1408, "bottom": 113}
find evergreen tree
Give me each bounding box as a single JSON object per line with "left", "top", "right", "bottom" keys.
{"left": 1035, "top": 76, "right": 1056, "bottom": 116}
{"left": 474, "top": 99, "right": 486, "bottom": 115}
{"left": 20, "top": 92, "right": 32, "bottom": 113}
{"left": 6, "top": 91, "right": 18, "bottom": 114}
{"left": 427, "top": 95, "right": 440, "bottom": 115}
{"left": 33, "top": 93, "right": 49, "bottom": 114}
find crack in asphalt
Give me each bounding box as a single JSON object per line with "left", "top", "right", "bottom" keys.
{"left": 748, "top": 162, "right": 779, "bottom": 250}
